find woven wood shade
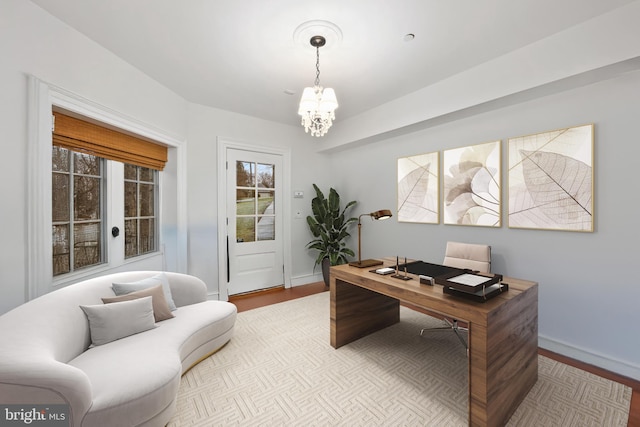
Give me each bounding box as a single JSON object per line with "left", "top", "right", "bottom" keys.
{"left": 52, "top": 112, "right": 168, "bottom": 170}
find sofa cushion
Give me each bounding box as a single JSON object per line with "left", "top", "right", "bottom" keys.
{"left": 80, "top": 297, "right": 156, "bottom": 346}
{"left": 69, "top": 337, "right": 181, "bottom": 427}
{"left": 68, "top": 300, "right": 236, "bottom": 426}
{"left": 169, "top": 301, "right": 237, "bottom": 370}
{"left": 112, "top": 272, "right": 177, "bottom": 311}
{"left": 102, "top": 284, "right": 174, "bottom": 322}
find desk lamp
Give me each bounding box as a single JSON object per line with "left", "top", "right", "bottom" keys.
{"left": 349, "top": 209, "right": 393, "bottom": 268}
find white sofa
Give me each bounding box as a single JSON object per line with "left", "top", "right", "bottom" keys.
{"left": 0, "top": 271, "right": 237, "bottom": 427}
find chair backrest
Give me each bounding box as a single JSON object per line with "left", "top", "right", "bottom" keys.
{"left": 442, "top": 241, "right": 491, "bottom": 273}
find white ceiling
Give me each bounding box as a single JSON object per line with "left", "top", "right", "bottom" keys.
{"left": 30, "top": 0, "right": 634, "bottom": 128}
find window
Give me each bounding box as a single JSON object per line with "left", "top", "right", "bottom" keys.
{"left": 52, "top": 146, "right": 105, "bottom": 276}
{"left": 51, "top": 111, "right": 168, "bottom": 279}
{"left": 235, "top": 161, "right": 276, "bottom": 242}
{"left": 27, "top": 79, "right": 185, "bottom": 300}
{"left": 124, "top": 164, "right": 158, "bottom": 258}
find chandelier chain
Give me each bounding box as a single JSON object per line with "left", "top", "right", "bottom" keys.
{"left": 315, "top": 46, "right": 321, "bottom": 87}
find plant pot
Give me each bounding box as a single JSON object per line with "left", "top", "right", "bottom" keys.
{"left": 321, "top": 257, "right": 331, "bottom": 287}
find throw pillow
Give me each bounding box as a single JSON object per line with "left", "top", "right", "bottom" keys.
{"left": 102, "top": 284, "right": 174, "bottom": 322}
{"left": 80, "top": 297, "right": 155, "bottom": 346}
{"left": 112, "top": 272, "right": 176, "bottom": 311}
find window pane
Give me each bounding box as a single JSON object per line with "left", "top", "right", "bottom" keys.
{"left": 257, "top": 163, "right": 274, "bottom": 188}
{"left": 258, "top": 190, "right": 275, "bottom": 215}
{"left": 139, "top": 218, "right": 155, "bottom": 254}
{"left": 139, "top": 183, "right": 154, "bottom": 217}
{"left": 124, "top": 164, "right": 137, "bottom": 180}
{"left": 52, "top": 225, "right": 70, "bottom": 276}
{"left": 74, "top": 152, "right": 99, "bottom": 176}
{"left": 74, "top": 223, "right": 100, "bottom": 269}
{"left": 52, "top": 174, "right": 69, "bottom": 222}
{"left": 74, "top": 176, "right": 101, "bottom": 220}
{"left": 236, "top": 189, "right": 256, "bottom": 215}
{"left": 236, "top": 161, "right": 255, "bottom": 187}
{"left": 52, "top": 146, "right": 69, "bottom": 172}
{"left": 124, "top": 181, "right": 137, "bottom": 217}
{"left": 257, "top": 216, "right": 275, "bottom": 241}
{"left": 125, "top": 219, "right": 137, "bottom": 258}
{"left": 236, "top": 217, "right": 255, "bottom": 243}
{"left": 139, "top": 167, "right": 154, "bottom": 183}
{"left": 257, "top": 190, "right": 275, "bottom": 241}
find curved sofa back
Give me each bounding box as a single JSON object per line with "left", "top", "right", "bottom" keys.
{"left": 0, "top": 271, "right": 207, "bottom": 364}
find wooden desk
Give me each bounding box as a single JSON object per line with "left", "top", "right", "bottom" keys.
{"left": 330, "top": 258, "right": 538, "bottom": 427}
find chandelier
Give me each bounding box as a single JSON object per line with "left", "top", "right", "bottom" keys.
{"left": 298, "top": 35, "right": 338, "bottom": 137}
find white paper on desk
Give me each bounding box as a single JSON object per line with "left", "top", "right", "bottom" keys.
{"left": 447, "top": 273, "right": 493, "bottom": 287}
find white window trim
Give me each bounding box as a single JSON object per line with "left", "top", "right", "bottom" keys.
{"left": 27, "top": 75, "right": 187, "bottom": 299}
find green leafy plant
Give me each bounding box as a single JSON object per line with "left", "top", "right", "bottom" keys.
{"left": 306, "top": 184, "right": 357, "bottom": 267}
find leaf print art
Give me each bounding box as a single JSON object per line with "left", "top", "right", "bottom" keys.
{"left": 443, "top": 141, "right": 501, "bottom": 226}
{"left": 397, "top": 152, "right": 439, "bottom": 223}
{"left": 508, "top": 124, "right": 593, "bottom": 232}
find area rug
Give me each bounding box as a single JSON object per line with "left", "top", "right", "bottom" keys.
{"left": 167, "top": 292, "right": 631, "bottom": 426}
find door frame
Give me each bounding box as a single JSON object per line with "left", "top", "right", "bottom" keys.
{"left": 216, "top": 137, "right": 292, "bottom": 301}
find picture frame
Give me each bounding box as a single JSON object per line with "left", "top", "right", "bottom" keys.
{"left": 508, "top": 124, "right": 594, "bottom": 232}
{"left": 397, "top": 151, "right": 439, "bottom": 224}
{"left": 443, "top": 140, "right": 501, "bottom": 227}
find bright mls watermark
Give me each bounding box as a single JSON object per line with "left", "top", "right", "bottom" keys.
{"left": 1, "top": 405, "right": 69, "bottom": 426}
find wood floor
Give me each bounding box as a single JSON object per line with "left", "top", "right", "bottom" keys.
{"left": 229, "top": 282, "right": 640, "bottom": 427}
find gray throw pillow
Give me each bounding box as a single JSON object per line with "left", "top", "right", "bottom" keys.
{"left": 102, "top": 284, "right": 174, "bottom": 322}
{"left": 80, "top": 296, "right": 156, "bottom": 346}
{"left": 112, "top": 272, "right": 176, "bottom": 311}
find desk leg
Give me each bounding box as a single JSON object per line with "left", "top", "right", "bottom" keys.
{"left": 468, "top": 286, "right": 538, "bottom": 426}
{"left": 330, "top": 278, "right": 400, "bottom": 349}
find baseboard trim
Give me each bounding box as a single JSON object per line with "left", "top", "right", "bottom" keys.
{"left": 212, "top": 275, "right": 323, "bottom": 301}
{"left": 539, "top": 334, "right": 640, "bottom": 381}
{"left": 290, "top": 273, "right": 323, "bottom": 287}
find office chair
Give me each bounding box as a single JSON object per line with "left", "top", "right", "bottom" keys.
{"left": 420, "top": 241, "right": 492, "bottom": 353}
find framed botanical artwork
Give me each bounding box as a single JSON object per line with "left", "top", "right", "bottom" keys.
{"left": 508, "top": 124, "right": 594, "bottom": 232}
{"left": 397, "top": 151, "right": 439, "bottom": 223}
{"left": 443, "top": 140, "right": 501, "bottom": 227}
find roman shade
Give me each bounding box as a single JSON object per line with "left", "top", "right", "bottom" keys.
{"left": 52, "top": 112, "right": 168, "bottom": 170}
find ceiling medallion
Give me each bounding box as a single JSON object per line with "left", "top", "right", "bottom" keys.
{"left": 293, "top": 20, "right": 343, "bottom": 50}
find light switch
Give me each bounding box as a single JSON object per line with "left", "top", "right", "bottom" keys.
{"left": 293, "top": 191, "right": 304, "bottom": 198}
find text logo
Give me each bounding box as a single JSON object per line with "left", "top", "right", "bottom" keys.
{"left": 1, "top": 405, "right": 69, "bottom": 426}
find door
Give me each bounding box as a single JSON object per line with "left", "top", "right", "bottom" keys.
{"left": 226, "top": 148, "right": 284, "bottom": 295}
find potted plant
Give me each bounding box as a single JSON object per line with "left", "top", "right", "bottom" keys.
{"left": 306, "top": 184, "right": 357, "bottom": 286}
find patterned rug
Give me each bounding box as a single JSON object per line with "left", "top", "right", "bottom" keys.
{"left": 168, "top": 292, "right": 631, "bottom": 426}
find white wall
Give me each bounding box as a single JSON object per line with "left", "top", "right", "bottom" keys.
{"left": 328, "top": 69, "right": 640, "bottom": 380}
{"left": 0, "top": 0, "right": 188, "bottom": 313}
